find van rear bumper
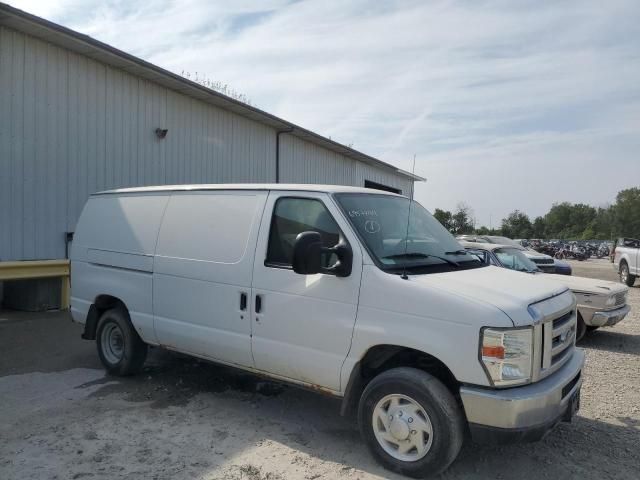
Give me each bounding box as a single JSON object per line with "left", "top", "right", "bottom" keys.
{"left": 460, "top": 349, "right": 584, "bottom": 443}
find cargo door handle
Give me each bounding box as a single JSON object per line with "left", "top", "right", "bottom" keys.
{"left": 240, "top": 292, "right": 247, "bottom": 311}
{"left": 255, "top": 294, "right": 262, "bottom": 314}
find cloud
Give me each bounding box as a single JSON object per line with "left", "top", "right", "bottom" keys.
{"left": 8, "top": 0, "right": 640, "bottom": 225}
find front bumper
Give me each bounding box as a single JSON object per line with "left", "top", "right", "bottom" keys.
{"left": 580, "top": 304, "right": 630, "bottom": 327}
{"left": 460, "top": 348, "right": 584, "bottom": 443}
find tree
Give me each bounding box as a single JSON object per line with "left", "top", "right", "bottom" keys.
{"left": 432, "top": 205, "right": 474, "bottom": 234}
{"left": 451, "top": 203, "right": 475, "bottom": 235}
{"left": 589, "top": 207, "right": 613, "bottom": 240}
{"left": 475, "top": 226, "right": 502, "bottom": 235}
{"left": 611, "top": 187, "right": 640, "bottom": 238}
{"left": 431, "top": 185, "right": 640, "bottom": 240}
{"left": 433, "top": 208, "right": 453, "bottom": 231}
{"left": 532, "top": 216, "right": 546, "bottom": 238}
{"left": 501, "top": 210, "right": 533, "bottom": 239}
{"left": 544, "top": 202, "right": 596, "bottom": 239}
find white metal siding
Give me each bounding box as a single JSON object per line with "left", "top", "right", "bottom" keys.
{"left": 0, "top": 26, "right": 411, "bottom": 261}
{"left": 278, "top": 135, "right": 356, "bottom": 186}
{"left": 355, "top": 162, "right": 413, "bottom": 195}
{"left": 279, "top": 135, "right": 412, "bottom": 194}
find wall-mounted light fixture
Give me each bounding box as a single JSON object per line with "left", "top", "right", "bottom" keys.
{"left": 155, "top": 128, "right": 168, "bottom": 139}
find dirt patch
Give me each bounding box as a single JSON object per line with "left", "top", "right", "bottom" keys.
{"left": 81, "top": 352, "right": 287, "bottom": 409}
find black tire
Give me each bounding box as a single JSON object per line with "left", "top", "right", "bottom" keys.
{"left": 357, "top": 367, "right": 464, "bottom": 478}
{"left": 96, "top": 307, "right": 147, "bottom": 375}
{"left": 576, "top": 314, "right": 587, "bottom": 342}
{"left": 620, "top": 262, "right": 636, "bottom": 287}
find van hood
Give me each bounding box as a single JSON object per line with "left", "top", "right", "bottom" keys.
{"left": 410, "top": 266, "right": 570, "bottom": 326}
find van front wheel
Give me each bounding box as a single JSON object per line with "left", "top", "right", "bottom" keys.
{"left": 358, "top": 367, "right": 464, "bottom": 478}
{"left": 96, "top": 308, "right": 147, "bottom": 375}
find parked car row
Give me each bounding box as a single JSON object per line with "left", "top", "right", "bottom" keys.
{"left": 72, "top": 185, "right": 629, "bottom": 478}
{"left": 460, "top": 241, "right": 630, "bottom": 341}
{"left": 457, "top": 235, "right": 573, "bottom": 275}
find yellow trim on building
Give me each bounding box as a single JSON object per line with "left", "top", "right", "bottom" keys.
{"left": 0, "top": 260, "right": 70, "bottom": 310}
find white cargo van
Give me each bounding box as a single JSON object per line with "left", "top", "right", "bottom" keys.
{"left": 71, "top": 184, "right": 584, "bottom": 477}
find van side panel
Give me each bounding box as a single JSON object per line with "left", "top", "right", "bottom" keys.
{"left": 70, "top": 194, "right": 169, "bottom": 344}
{"left": 72, "top": 195, "right": 169, "bottom": 260}
{"left": 71, "top": 261, "right": 158, "bottom": 343}
{"left": 153, "top": 191, "right": 267, "bottom": 367}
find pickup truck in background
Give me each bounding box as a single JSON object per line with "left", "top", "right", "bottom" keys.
{"left": 613, "top": 238, "right": 639, "bottom": 286}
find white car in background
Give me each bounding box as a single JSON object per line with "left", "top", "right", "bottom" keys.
{"left": 461, "top": 241, "right": 630, "bottom": 341}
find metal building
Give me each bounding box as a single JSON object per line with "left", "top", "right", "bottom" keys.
{"left": 0, "top": 3, "right": 421, "bottom": 308}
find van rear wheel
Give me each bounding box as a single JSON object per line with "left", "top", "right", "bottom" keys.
{"left": 96, "top": 308, "right": 147, "bottom": 375}
{"left": 358, "top": 367, "right": 464, "bottom": 478}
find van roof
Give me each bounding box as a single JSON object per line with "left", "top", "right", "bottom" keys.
{"left": 93, "top": 184, "right": 405, "bottom": 196}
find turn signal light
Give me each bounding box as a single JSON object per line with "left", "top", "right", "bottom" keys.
{"left": 482, "top": 345, "right": 505, "bottom": 359}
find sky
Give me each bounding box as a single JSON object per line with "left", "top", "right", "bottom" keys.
{"left": 9, "top": 0, "right": 640, "bottom": 227}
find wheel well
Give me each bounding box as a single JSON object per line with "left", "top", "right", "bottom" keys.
{"left": 620, "top": 259, "right": 627, "bottom": 270}
{"left": 82, "top": 295, "right": 127, "bottom": 340}
{"left": 94, "top": 294, "right": 126, "bottom": 311}
{"left": 340, "top": 345, "right": 459, "bottom": 417}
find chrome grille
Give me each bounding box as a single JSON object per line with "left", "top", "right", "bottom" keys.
{"left": 614, "top": 291, "right": 627, "bottom": 307}
{"left": 529, "top": 290, "right": 577, "bottom": 383}
{"left": 540, "top": 310, "right": 576, "bottom": 378}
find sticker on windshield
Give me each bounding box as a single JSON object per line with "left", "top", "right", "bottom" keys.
{"left": 364, "top": 220, "right": 381, "bottom": 234}
{"left": 348, "top": 209, "right": 377, "bottom": 218}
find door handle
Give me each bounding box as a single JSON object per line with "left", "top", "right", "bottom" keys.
{"left": 255, "top": 294, "right": 262, "bottom": 314}
{"left": 240, "top": 292, "right": 247, "bottom": 311}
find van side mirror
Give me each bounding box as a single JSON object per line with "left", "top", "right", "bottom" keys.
{"left": 292, "top": 231, "right": 352, "bottom": 277}
{"left": 292, "top": 231, "right": 323, "bottom": 275}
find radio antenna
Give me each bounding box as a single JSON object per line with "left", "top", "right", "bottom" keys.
{"left": 401, "top": 154, "right": 417, "bottom": 280}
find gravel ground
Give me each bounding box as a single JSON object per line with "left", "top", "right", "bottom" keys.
{"left": 0, "top": 258, "right": 638, "bottom": 479}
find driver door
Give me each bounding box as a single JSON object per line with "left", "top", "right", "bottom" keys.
{"left": 250, "top": 191, "right": 363, "bottom": 392}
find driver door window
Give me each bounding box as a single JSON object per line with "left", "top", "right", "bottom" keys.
{"left": 266, "top": 197, "right": 341, "bottom": 268}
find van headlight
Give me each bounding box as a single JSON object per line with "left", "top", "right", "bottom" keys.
{"left": 480, "top": 327, "right": 533, "bottom": 387}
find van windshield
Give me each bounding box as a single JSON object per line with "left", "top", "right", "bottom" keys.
{"left": 334, "top": 193, "right": 484, "bottom": 273}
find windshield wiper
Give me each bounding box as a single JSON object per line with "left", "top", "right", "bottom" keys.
{"left": 382, "top": 252, "right": 460, "bottom": 267}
